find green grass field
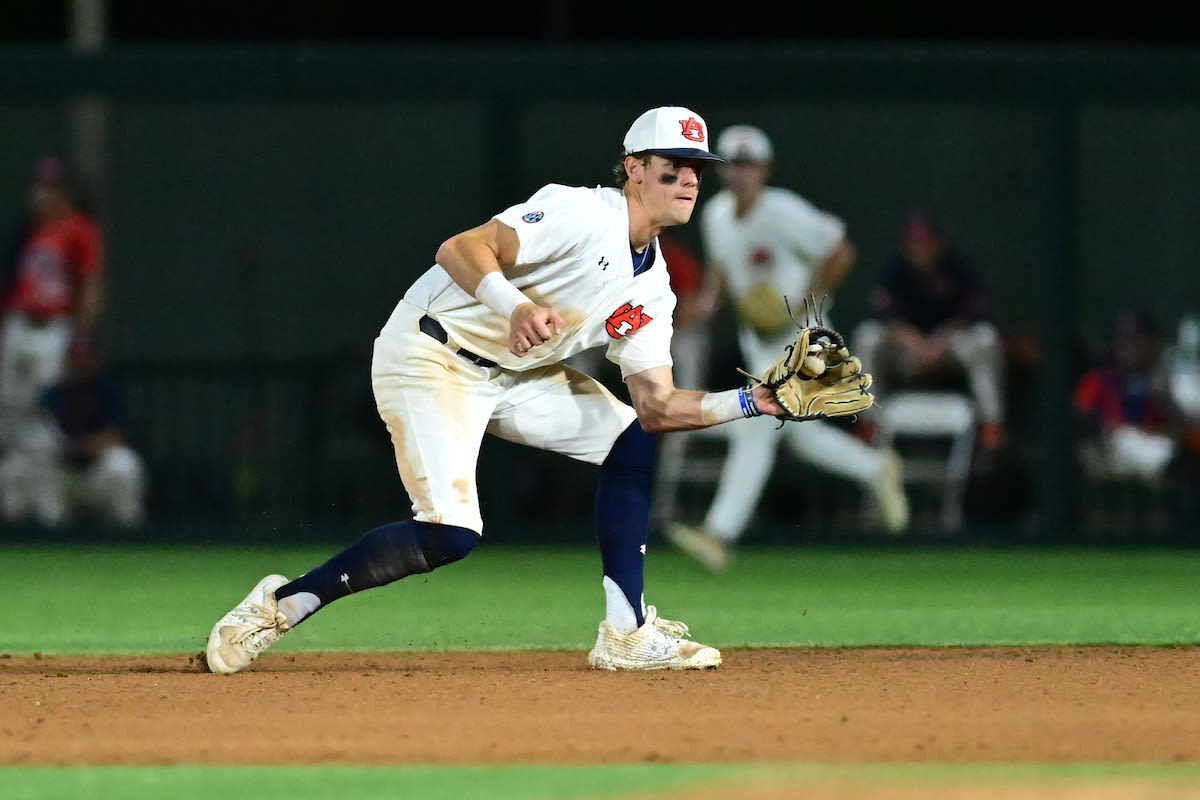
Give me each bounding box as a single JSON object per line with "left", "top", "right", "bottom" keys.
{"left": 4, "top": 542, "right": 1199, "bottom": 654}
{"left": 12, "top": 764, "right": 1200, "bottom": 800}
{"left": 4, "top": 541, "right": 1200, "bottom": 798}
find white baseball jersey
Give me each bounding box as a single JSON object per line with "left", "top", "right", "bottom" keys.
{"left": 393, "top": 183, "right": 677, "bottom": 379}
{"left": 699, "top": 186, "right": 845, "bottom": 315}
{"left": 373, "top": 183, "right": 679, "bottom": 533}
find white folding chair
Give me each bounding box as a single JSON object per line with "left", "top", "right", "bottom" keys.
{"left": 872, "top": 391, "right": 977, "bottom": 532}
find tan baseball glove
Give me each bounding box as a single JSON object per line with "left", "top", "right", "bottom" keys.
{"left": 739, "top": 324, "right": 875, "bottom": 422}
{"left": 735, "top": 282, "right": 796, "bottom": 339}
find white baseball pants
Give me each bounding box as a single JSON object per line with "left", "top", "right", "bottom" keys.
{"left": 371, "top": 302, "right": 636, "bottom": 534}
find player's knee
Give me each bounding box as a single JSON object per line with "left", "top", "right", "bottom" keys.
{"left": 603, "top": 420, "right": 657, "bottom": 475}
{"left": 974, "top": 322, "right": 1003, "bottom": 355}
{"left": 353, "top": 521, "right": 479, "bottom": 585}
{"left": 414, "top": 521, "right": 480, "bottom": 568}
{"left": 96, "top": 445, "right": 143, "bottom": 478}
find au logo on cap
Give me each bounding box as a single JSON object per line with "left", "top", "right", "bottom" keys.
{"left": 678, "top": 117, "right": 705, "bottom": 143}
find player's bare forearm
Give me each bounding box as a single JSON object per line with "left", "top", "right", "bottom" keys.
{"left": 80, "top": 430, "right": 123, "bottom": 459}
{"left": 889, "top": 320, "right": 927, "bottom": 347}
{"left": 74, "top": 277, "right": 103, "bottom": 331}
{"left": 626, "top": 367, "right": 784, "bottom": 432}
{"left": 626, "top": 366, "right": 706, "bottom": 431}
{"left": 808, "top": 240, "right": 855, "bottom": 298}
{"left": 691, "top": 264, "right": 725, "bottom": 321}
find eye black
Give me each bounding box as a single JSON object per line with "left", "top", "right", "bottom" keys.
{"left": 659, "top": 175, "right": 679, "bottom": 185}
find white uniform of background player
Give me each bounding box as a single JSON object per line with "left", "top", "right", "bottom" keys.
{"left": 0, "top": 420, "right": 145, "bottom": 527}
{"left": 0, "top": 346, "right": 145, "bottom": 528}
{"left": 667, "top": 125, "right": 909, "bottom": 571}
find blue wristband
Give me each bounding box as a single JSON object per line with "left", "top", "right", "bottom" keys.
{"left": 738, "top": 386, "right": 762, "bottom": 418}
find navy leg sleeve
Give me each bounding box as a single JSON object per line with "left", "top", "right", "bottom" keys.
{"left": 275, "top": 520, "right": 479, "bottom": 611}
{"left": 594, "top": 419, "right": 657, "bottom": 628}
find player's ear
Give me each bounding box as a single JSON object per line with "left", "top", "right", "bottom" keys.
{"left": 624, "top": 154, "right": 646, "bottom": 184}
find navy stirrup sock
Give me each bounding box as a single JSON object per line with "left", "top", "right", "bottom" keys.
{"left": 274, "top": 520, "right": 479, "bottom": 625}
{"left": 594, "top": 420, "right": 657, "bottom": 628}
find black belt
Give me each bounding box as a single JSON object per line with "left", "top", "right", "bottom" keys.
{"left": 418, "top": 314, "right": 499, "bottom": 369}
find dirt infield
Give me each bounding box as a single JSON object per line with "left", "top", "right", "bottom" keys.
{"left": 3, "top": 645, "right": 1199, "bottom": 771}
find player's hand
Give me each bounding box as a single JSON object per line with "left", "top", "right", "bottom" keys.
{"left": 509, "top": 303, "right": 566, "bottom": 357}
{"left": 749, "top": 385, "right": 788, "bottom": 417}
{"left": 914, "top": 335, "right": 947, "bottom": 369}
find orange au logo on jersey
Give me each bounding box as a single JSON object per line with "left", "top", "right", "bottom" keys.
{"left": 605, "top": 302, "right": 654, "bottom": 339}
{"left": 678, "top": 117, "right": 705, "bottom": 143}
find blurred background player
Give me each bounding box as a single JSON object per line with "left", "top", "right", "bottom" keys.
{"left": 1073, "top": 308, "right": 1200, "bottom": 522}
{"left": 666, "top": 124, "right": 909, "bottom": 572}
{"left": 851, "top": 214, "right": 1007, "bottom": 457}
{"left": 0, "top": 156, "right": 104, "bottom": 452}
{"left": 0, "top": 338, "right": 146, "bottom": 527}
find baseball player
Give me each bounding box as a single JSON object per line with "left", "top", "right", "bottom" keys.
{"left": 0, "top": 341, "right": 146, "bottom": 527}
{"left": 851, "top": 214, "right": 1008, "bottom": 453}
{"left": 0, "top": 157, "right": 103, "bottom": 449}
{"left": 667, "top": 124, "right": 910, "bottom": 572}
{"left": 206, "top": 106, "right": 846, "bottom": 674}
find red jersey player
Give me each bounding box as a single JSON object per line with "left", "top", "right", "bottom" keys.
{"left": 0, "top": 156, "right": 104, "bottom": 444}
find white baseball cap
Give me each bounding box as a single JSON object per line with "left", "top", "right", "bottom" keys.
{"left": 715, "top": 124, "right": 774, "bottom": 164}
{"left": 623, "top": 106, "right": 726, "bottom": 162}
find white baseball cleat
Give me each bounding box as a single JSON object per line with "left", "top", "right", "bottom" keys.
{"left": 665, "top": 523, "right": 731, "bottom": 572}
{"left": 651, "top": 611, "right": 692, "bottom": 640}
{"left": 588, "top": 605, "right": 722, "bottom": 671}
{"left": 872, "top": 450, "right": 911, "bottom": 535}
{"left": 206, "top": 574, "right": 292, "bottom": 674}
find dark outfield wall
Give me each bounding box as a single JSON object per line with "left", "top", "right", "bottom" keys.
{"left": 0, "top": 45, "right": 1197, "bottom": 538}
